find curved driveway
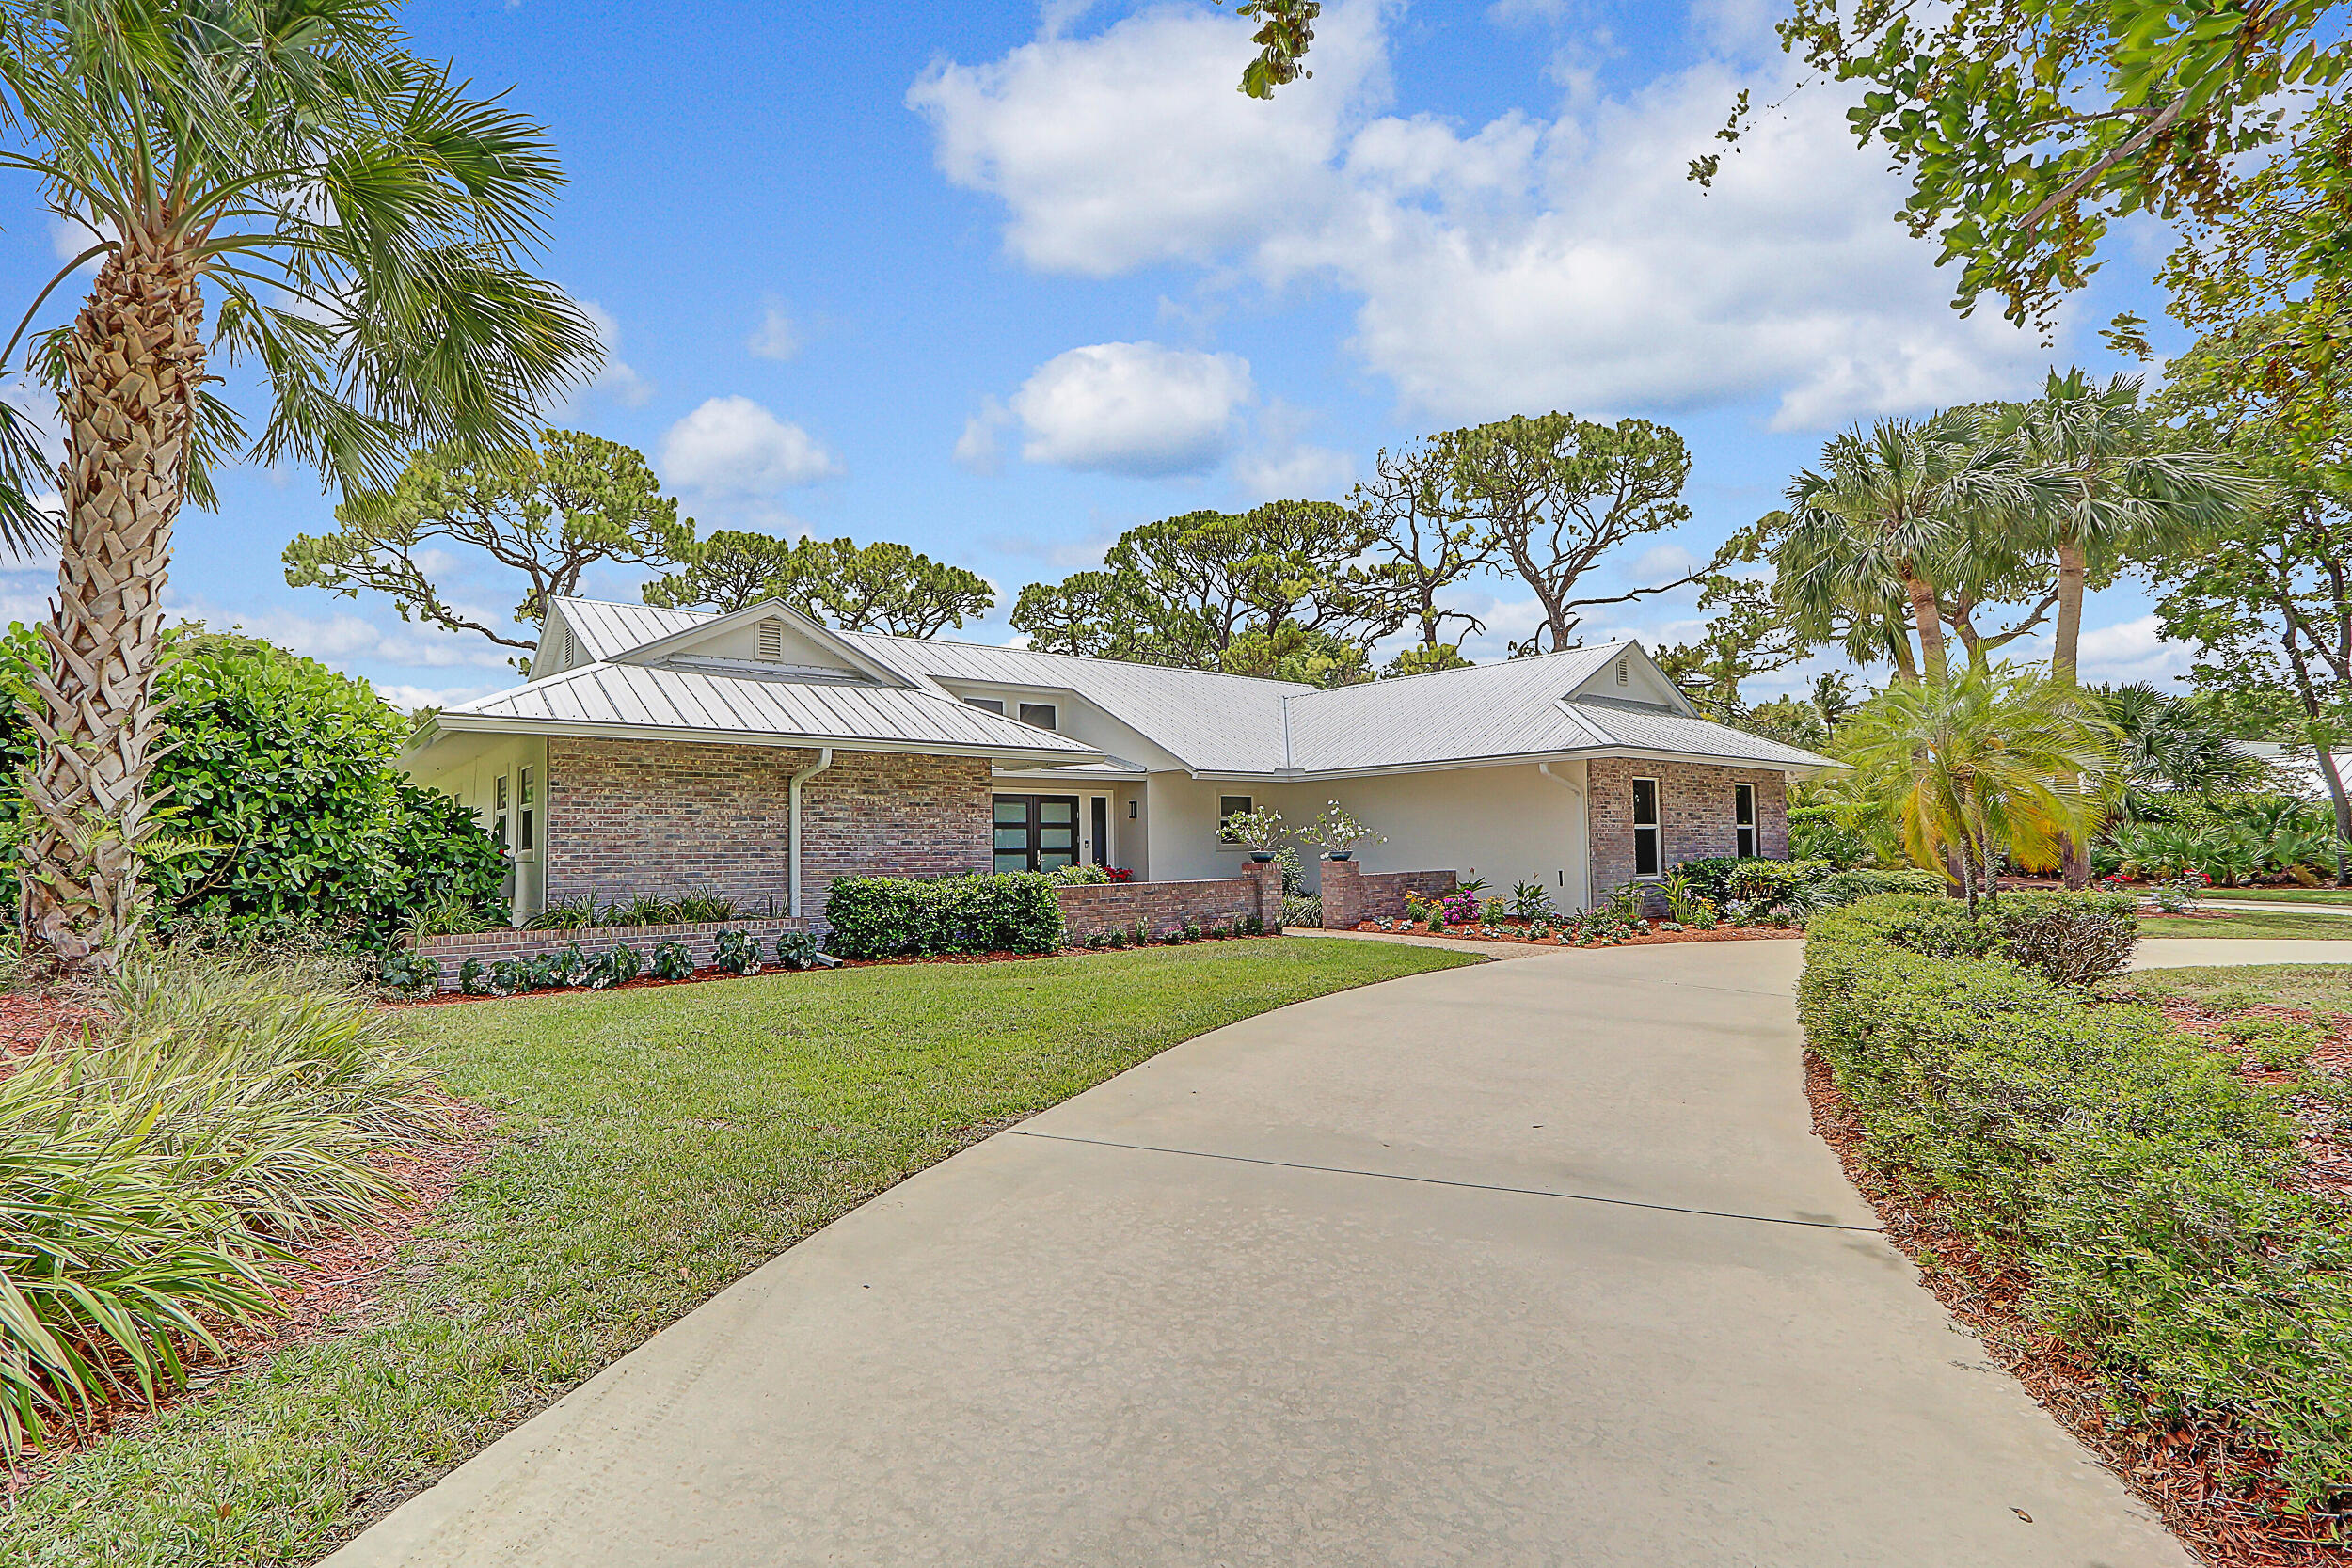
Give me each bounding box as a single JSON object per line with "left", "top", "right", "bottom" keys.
{"left": 330, "top": 942, "right": 2214, "bottom": 1568}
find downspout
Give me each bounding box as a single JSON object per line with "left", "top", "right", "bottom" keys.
{"left": 1538, "top": 761, "right": 1591, "bottom": 911}
{"left": 788, "top": 747, "right": 834, "bottom": 918}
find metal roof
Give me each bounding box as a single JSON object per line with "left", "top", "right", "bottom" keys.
{"left": 506, "top": 598, "right": 1836, "bottom": 775}
{"left": 434, "top": 657, "right": 1100, "bottom": 761}
{"left": 843, "top": 631, "right": 1304, "bottom": 774}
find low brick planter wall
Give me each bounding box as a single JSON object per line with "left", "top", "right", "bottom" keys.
{"left": 1319, "top": 862, "right": 1458, "bottom": 928}
{"left": 1057, "top": 861, "right": 1285, "bottom": 942}
{"left": 411, "top": 917, "right": 811, "bottom": 992}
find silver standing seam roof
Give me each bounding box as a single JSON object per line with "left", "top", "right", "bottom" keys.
{"left": 423, "top": 597, "right": 1836, "bottom": 776}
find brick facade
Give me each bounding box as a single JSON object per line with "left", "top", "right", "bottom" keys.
{"left": 1057, "top": 873, "right": 1264, "bottom": 942}
{"left": 545, "top": 739, "right": 991, "bottom": 918}
{"left": 1586, "top": 758, "right": 1790, "bottom": 899}
{"left": 410, "top": 917, "right": 811, "bottom": 992}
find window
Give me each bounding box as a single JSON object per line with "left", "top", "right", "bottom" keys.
{"left": 754, "top": 619, "right": 785, "bottom": 661}
{"left": 993, "top": 794, "right": 1080, "bottom": 872}
{"left": 1217, "top": 796, "right": 1253, "bottom": 843}
{"left": 492, "top": 774, "right": 511, "bottom": 848}
{"left": 1631, "top": 777, "right": 1661, "bottom": 877}
{"left": 1735, "top": 783, "right": 1757, "bottom": 859}
{"left": 1091, "top": 797, "right": 1110, "bottom": 866}
{"left": 963, "top": 696, "right": 1006, "bottom": 715}
{"left": 1018, "top": 702, "right": 1057, "bottom": 731}
{"left": 518, "top": 766, "right": 536, "bottom": 852}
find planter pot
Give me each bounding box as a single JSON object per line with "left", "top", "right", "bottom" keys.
{"left": 1326, "top": 850, "right": 1354, "bottom": 861}
{"left": 1248, "top": 850, "right": 1276, "bottom": 863}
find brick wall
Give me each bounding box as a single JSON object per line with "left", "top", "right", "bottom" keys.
{"left": 545, "top": 739, "right": 991, "bottom": 919}
{"left": 1057, "top": 878, "right": 1263, "bottom": 942}
{"left": 1319, "top": 862, "right": 1458, "bottom": 927}
{"left": 411, "top": 916, "right": 810, "bottom": 992}
{"left": 1587, "top": 758, "right": 1791, "bottom": 899}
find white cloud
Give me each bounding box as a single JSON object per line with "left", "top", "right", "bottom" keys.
{"left": 575, "top": 300, "right": 653, "bottom": 408}
{"left": 1232, "top": 401, "right": 1354, "bottom": 497}
{"left": 1006, "top": 341, "right": 1254, "bottom": 477}
{"left": 378, "top": 681, "right": 504, "bottom": 711}
{"left": 2070, "top": 613, "right": 2192, "bottom": 685}
{"left": 185, "top": 602, "right": 519, "bottom": 671}
{"left": 661, "top": 395, "right": 842, "bottom": 496}
{"left": 910, "top": 2, "right": 2052, "bottom": 429}
{"left": 748, "top": 303, "right": 801, "bottom": 361}
{"left": 955, "top": 397, "right": 1010, "bottom": 474}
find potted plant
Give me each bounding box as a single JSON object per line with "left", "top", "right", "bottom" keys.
{"left": 1217, "top": 805, "right": 1287, "bottom": 861}
{"left": 1302, "top": 800, "right": 1383, "bottom": 861}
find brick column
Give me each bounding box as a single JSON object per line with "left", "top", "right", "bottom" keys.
{"left": 1246, "top": 857, "right": 1285, "bottom": 931}
{"left": 1320, "top": 857, "right": 1364, "bottom": 928}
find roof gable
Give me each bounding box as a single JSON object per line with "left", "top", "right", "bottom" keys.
{"left": 602, "top": 599, "right": 917, "bottom": 688}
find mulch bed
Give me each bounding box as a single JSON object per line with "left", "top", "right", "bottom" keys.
{"left": 1805, "top": 1040, "right": 2352, "bottom": 1566}
{"left": 1351, "top": 921, "right": 1805, "bottom": 948}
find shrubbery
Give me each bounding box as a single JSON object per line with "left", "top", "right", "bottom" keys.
{"left": 822, "top": 872, "right": 1065, "bottom": 958}
{"left": 1801, "top": 893, "right": 2352, "bottom": 1505}
{"left": 1671, "top": 856, "right": 1946, "bottom": 919}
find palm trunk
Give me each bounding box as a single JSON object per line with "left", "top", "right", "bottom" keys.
{"left": 16, "top": 232, "right": 202, "bottom": 974}
{"left": 2052, "top": 538, "right": 2087, "bottom": 687}
{"left": 1904, "top": 570, "right": 1949, "bottom": 683}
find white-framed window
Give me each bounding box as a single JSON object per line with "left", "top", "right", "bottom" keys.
{"left": 518, "top": 766, "right": 537, "bottom": 852}
{"left": 963, "top": 696, "right": 1006, "bottom": 714}
{"left": 493, "top": 773, "right": 511, "bottom": 848}
{"left": 1018, "top": 701, "right": 1057, "bottom": 731}
{"left": 1631, "top": 776, "right": 1661, "bottom": 877}
{"left": 1735, "top": 783, "right": 1757, "bottom": 858}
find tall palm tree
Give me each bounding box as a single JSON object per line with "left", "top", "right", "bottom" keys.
{"left": 1767, "top": 505, "right": 1922, "bottom": 683}
{"left": 1836, "top": 664, "right": 2121, "bottom": 911}
{"left": 2013, "top": 369, "right": 2259, "bottom": 687}
{"left": 0, "top": 0, "right": 598, "bottom": 972}
{"left": 1779, "top": 413, "right": 2032, "bottom": 684}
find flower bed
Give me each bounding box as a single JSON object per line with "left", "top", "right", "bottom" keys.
{"left": 1354, "top": 917, "right": 1804, "bottom": 948}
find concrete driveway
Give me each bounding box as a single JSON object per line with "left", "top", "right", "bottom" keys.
{"left": 328, "top": 942, "right": 2204, "bottom": 1568}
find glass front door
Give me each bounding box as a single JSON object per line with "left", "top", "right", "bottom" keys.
{"left": 993, "top": 794, "right": 1081, "bottom": 873}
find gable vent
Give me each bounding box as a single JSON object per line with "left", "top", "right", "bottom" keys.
{"left": 1615, "top": 656, "right": 1629, "bottom": 686}
{"left": 754, "top": 619, "right": 785, "bottom": 661}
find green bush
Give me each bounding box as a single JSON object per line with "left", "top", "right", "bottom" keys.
{"left": 1788, "top": 805, "right": 1871, "bottom": 867}
{"left": 1280, "top": 894, "right": 1323, "bottom": 927}
{"left": 1802, "top": 895, "right": 2352, "bottom": 1505}
{"left": 648, "top": 942, "right": 692, "bottom": 981}
{"left": 821, "top": 872, "right": 1065, "bottom": 959}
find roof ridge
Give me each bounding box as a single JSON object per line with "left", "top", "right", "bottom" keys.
{"left": 849, "top": 630, "right": 1318, "bottom": 691}
{"left": 550, "top": 594, "right": 714, "bottom": 616}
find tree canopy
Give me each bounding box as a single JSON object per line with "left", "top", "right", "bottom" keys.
{"left": 285, "top": 430, "right": 689, "bottom": 671}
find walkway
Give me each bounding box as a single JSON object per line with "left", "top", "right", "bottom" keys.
{"left": 327, "top": 942, "right": 2203, "bottom": 1567}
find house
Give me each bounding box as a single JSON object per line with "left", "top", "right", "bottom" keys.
{"left": 399, "top": 595, "right": 1836, "bottom": 924}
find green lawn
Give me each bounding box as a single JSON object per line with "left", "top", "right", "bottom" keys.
{"left": 2201, "top": 886, "right": 2352, "bottom": 906}
{"left": 0, "top": 938, "right": 1472, "bottom": 1566}
{"left": 2111, "top": 964, "right": 2352, "bottom": 1013}
{"left": 2141, "top": 909, "right": 2352, "bottom": 940}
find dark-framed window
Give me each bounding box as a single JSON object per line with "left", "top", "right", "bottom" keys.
{"left": 1631, "top": 777, "right": 1661, "bottom": 877}
{"left": 1735, "top": 783, "right": 1757, "bottom": 858}
{"left": 1090, "top": 797, "right": 1109, "bottom": 866}
{"left": 963, "top": 696, "right": 1006, "bottom": 715}
{"left": 993, "top": 794, "right": 1080, "bottom": 873}
{"left": 1018, "top": 701, "right": 1057, "bottom": 731}
{"left": 1217, "top": 795, "right": 1253, "bottom": 841}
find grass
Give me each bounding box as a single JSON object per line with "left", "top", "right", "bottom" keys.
{"left": 0, "top": 938, "right": 1472, "bottom": 1566}
{"left": 2201, "top": 886, "right": 2352, "bottom": 906}
{"left": 2110, "top": 964, "right": 2352, "bottom": 1014}
{"left": 2140, "top": 909, "right": 2352, "bottom": 940}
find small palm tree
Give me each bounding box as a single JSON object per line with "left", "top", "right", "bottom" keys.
{"left": 2011, "top": 370, "right": 2259, "bottom": 687}
{"left": 0, "top": 0, "right": 598, "bottom": 971}
{"left": 1836, "top": 665, "right": 2121, "bottom": 911}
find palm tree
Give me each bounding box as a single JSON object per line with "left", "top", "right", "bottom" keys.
{"left": 0, "top": 0, "right": 598, "bottom": 972}
{"left": 1836, "top": 664, "right": 2121, "bottom": 911}
{"left": 1779, "top": 413, "right": 2033, "bottom": 684}
{"left": 2012, "top": 369, "right": 2258, "bottom": 687}
{"left": 1768, "top": 504, "right": 1921, "bottom": 684}
{"left": 2096, "top": 682, "right": 2268, "bottom": 815}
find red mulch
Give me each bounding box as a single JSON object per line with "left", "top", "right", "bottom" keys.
{"left": 0, "top": 987, "right": 107, "bottom": 1076}
{"left": 1352, "top": 920, "right": 1805, "bottom": 948}
{"left": 1805, "top": 1047, "right": 2352, "bottom": 1565}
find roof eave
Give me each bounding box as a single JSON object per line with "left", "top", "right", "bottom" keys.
{"left": 427, "top": 711, "right": 1103, "bottom": 767}
{"left": 1185, "top": 743, "right": 1844, "bottom": 781}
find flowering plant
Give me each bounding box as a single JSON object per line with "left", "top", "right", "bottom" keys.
{"left": 1301, "top": 800, "right": 1384, "bottom": 856}
{"left": 1216, "top": 805, "right": 1287, "bottom": 853}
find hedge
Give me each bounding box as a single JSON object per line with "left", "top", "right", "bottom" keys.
{"left": 822, "top": 872, "right": 1064, "bottom": 959}
{"left": 1672, "top": 855, "right": 1946, "bottom": 916}
{"left": 1801, "top": 893, "right": 2352, "bottom": 1505}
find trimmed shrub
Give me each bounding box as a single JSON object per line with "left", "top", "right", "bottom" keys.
{"left": 822, "top": 873, "right": 1064, "bottom": 959}
{"left": 649, "top": 942, "right": 693, "bottom": 981}
{"left": 1801, "top": 895, "right": 2352, "bottom": 1505}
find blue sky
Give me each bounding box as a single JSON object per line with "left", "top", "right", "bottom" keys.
{"left": 0, "top": 0, "right": 2184, "bottom": 708}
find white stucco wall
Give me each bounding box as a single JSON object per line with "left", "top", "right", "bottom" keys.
{"left": 1138, "top": 762, "right": 1594, "bottom": 910}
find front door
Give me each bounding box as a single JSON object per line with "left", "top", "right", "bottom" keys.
{"left": 993, "top": 794, "right": 1081, "bottom": 873}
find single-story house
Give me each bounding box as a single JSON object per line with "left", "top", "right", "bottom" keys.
{"left": 399, "top": 595, "right": 1836, "bottom": 924}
